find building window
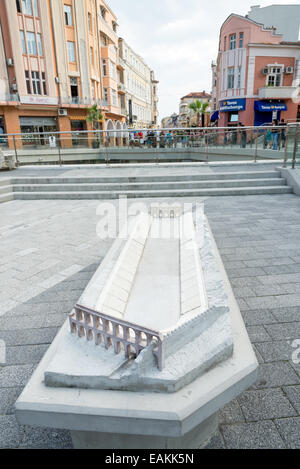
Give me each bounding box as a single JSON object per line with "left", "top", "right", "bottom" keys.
{"left": 42, "top": 72, "right": 47, "bottom": 94}
{"left": 91, "top": 80, "right": 95, "bottom": 99}
{"left": 26, "top": 32, "right": 37, "bottom": 55}
{"left": 90, "top": 47, "right": 94, "bottom": 67}
{"left": 111, "top": 89, "right": 117, "bottom": 106}
{"left": 88, "top": 12, "right": 92, "bottom": 32}
{"left": 20, "top": 31, "right": 26, "bottom": 54}
{"left": 16, "top": 0, "right": 22, "bottom": 13}
{"left": 102, "top": 59, "right": 107, "bottom": 76}
{"left": 37, "top": 33, "right": 43, "bottom": 56}
{"left": 67, "top": 41, "right": 76, "bottom": 62}
{"left": 227, "top": 67, "right": 235, "bottom": 89}
{"left": 70, "top": 77, "right": 79, "bottom": 102}
{"left": 22, "top": 0, "right": 32, "bottom": 15}
{"left": 267, "top": 67, "right": 282, "bottom": 87}
{"left": 237, "top": 66, "right": 242, "bottom": 89}
{"left": 230, "top": 34, "right": 236, "bottom": 50}
{"left": 64, "top": 5, "right": 73, "bottom": 26}
{"left": 224, "top": 36, "right": 227, "bottom": 51}
{"left": 112, "top": 21, "right": 117, "bottom": 32}
{"left": 100, "top": 6, "right": 106, "bottom": 20}
{"left": 239, "top": 32, "right": 244, "bottom": 48}
{"left": 25, "top": 70, "right": 31, "bottom": 94}
{"left": 110, "top": 60, "right": 116, "bottom": 80}
{"left": 33, "top": 0, "right": 39, "bottom": 17}
{"left": 103, "top": 87, "right": 108, "bottom": 103}
{"left": 31, "top": 71, "right": 41, "bottom": 94}
{"left": 101, "top": 34, "right": 107, "bottom": 46}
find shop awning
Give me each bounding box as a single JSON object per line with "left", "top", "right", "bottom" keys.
{"left": 210, "top": 110, "right": 219, "bottom": 122}
{"left": 254, "top": 101, "right": 287, "bottom": 112}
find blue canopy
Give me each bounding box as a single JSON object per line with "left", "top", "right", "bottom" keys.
{"left": 210, "top": 110, "right": 219, "bottom": 122}
{"left": 255, "top": 101, "right": 287, "bottom": 112}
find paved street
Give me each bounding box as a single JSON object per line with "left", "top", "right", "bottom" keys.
{"left": 0, "top": 192, "right": 299, "bottom": 448}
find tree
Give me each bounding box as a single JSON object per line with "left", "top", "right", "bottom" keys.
{"left": 188, "top": 100, "right": 210, "bottom": 127}
{"left": 86, "top": 105, "right": 103, "bottom": 147}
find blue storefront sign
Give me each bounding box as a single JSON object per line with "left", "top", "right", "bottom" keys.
{"left": 254, "top": 101, "right": 287, "bottom": 112}
{"left": 220, "top": 98, "right": 246, "bottom": 112}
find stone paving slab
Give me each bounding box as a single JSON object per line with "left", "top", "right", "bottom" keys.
{"left": 0, "top": 192, "right": 300, "bottom": 448}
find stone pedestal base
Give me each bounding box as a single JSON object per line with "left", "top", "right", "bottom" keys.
{"left": 70, "top": 413, "right": 218, "bottom": 449}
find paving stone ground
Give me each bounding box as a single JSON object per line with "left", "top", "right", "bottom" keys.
{"left": 0, "top": 190, "right": 300, "bottom": 448}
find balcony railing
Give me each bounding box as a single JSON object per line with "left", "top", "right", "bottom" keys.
{"left": 258, "top": 86, "right": 298, "bottom": 99}
{"left": 118, "top": 83, "right": 126, "bottom": 93}
{"left": 0, "top": 93, "right": 20, "bottom": 103}
{"left": 117, "top": 56, "right": 126, "bottom": 69}
{"left": 60, "top": 97, "right": 109, "bottom": 107}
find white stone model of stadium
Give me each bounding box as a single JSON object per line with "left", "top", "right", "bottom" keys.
{"left": 44, "top": 206, "right": 234, "bottom": 393}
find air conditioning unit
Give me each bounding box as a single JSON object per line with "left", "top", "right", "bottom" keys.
{"left": 11, "top": 84, "right": 18, "bottom": 91}
{"left": 262, "top": 67, "right": 269, "bottom": 75}
{"left": 58, "top": 109, "right": 67, "bottom": 116}
{"left": 285, "top": 66, "right": 294, "bottom": 74}
{"left": 6, "top": 58, "right": 14, "bottom": 66}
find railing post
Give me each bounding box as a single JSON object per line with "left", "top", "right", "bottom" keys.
{"left": 13, "top": 135, "right": 19, "bottom": 167}
{"left": 291, "top": 125, "right": 299, "bottom": 170}
{"left": 254, "top": 129, "right": 258, "bottom": 163}
{"left": 57, "top": 134, "right": 62, "bottom": 167}
{"left": 282, "top": 126, "right": 289, "bottom": 168}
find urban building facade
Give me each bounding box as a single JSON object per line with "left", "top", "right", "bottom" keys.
{"left": 0, "top": 0, "right": 158, "bottom": 147}
{"left": 178, "top": 91, "right": 211, "bottom": 127}
{"left": 118, "top": 38, "right": 158, "bottom": 129}
{"left": 211, "top": 10, "right": 300, "bottom": 127}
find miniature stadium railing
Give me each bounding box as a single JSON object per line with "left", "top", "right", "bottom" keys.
{"left": 69, "top": 304, "right": 164, "bottom": 371}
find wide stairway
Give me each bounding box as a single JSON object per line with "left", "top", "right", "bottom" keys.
{"left": 0, "top": 170, "right": 293, "bottom": 201}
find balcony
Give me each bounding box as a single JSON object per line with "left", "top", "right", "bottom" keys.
{"left": 258, "top": 86, "right": 298, "bottom": 99}
{"left": 118, "top": 83, "right": 126, "bottom": 94}
{"left": 0, "top": 93, "right": 19, "bottom": 104}
{"left": 117, "top": 56, "right": 126, "bottom": 70}
{"left": 60, "top": 97, "right": 109, "bottom": 108}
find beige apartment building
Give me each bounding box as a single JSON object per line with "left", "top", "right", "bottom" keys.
{"left": 178, "top": 92, "right": 212, "bottom": 127}
{"left": 0, "top": 0, "right": 136, "bottom": 147}
{"left": 118, "top": 38, "right": 158, "bottom": 129}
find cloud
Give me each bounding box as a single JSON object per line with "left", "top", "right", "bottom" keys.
{"left": 107, "top": 0, "right": 300, "bottom": 120}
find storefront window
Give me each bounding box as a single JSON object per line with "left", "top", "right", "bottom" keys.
{"left": 0, "top": 117, "right": 6, "bottom": 146}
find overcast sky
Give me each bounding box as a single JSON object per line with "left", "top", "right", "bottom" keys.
{"left": 108, "top": 0, "right": 299, "bottom": 121}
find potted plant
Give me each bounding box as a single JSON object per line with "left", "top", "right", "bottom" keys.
{"left": 86, "top": 105, "right": 103, "bottom": 148}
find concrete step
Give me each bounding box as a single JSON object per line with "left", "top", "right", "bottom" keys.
{"left": 12, "top": 178, "right": 287, "bottom": 193}
{"left": 0, "top": 192, "right": 14, "bottom": 204}
{"left": 11, "top": 171, "right": 281, "bottom": 185}
{"left": 0, "top": 185, "right": 13, "bottom": 195}
{"left": 0, "top": 178, "right": 11, "bottom": 187}
{"left": 13, "top": 186, "right": 292, "bottom": 200}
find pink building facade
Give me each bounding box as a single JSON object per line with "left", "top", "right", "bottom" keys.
{"left": 212, "top": 14, "right": 300, "bottom": 127}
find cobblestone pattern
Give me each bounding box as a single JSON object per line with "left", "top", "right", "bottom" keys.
{"left": 0, "top": 192, "right": 299, "bottom": 448}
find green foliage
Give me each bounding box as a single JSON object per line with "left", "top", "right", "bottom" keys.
{"left": 86, "top": 105, "right": 103, "bottom": 130}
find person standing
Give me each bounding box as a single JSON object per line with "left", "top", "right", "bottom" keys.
{"left": 279, "top": 118, "right": 287, "bottom": 148}
{"left": 239, "top": 122, "right": 247, "bottom": 149}
{"left": 271, "top": 119, "right": 279, "bottom": 150}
